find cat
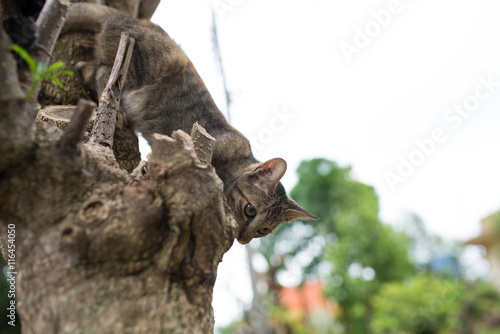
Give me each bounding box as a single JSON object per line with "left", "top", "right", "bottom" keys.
{"left": 61, "top": 3, "right": 317, "bottom": 244}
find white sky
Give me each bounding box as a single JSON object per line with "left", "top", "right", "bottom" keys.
{"left": 149, "top": 0, "right": 500, "bottom": 328}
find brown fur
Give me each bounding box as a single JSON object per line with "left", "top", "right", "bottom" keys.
{"left": 63, "top": 3, "right": 317, "bottom": 243}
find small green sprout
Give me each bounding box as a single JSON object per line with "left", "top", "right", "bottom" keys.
{"left": 11, "top": 44, "right": 74, "bottom": 100}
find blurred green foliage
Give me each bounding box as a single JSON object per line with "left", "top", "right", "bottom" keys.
{"left": 218, "top": 319, "right": 249, "bottom": 334}
{"left": 371, "top": 275, "right": 465, "bottom": 334}
{"left": 269, "top": 305, "right": 343, "bottom": 334}
{"left": 270, "top": 306, "right": 316, "bottom": 334}
{"left": 452, "top": 281, "right": 500, "bottom": 334}
{"left": 371, "top": 276, "right": 500, "bottom": 334}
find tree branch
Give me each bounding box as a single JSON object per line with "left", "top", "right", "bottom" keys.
{"left": 191, "top": 122, "right": 215, "bottom": 166}
{"left": 211, "top": 10, "right": 232, "bottom": 123}
{"left": 0, "top": 23, "right": 34, "bottom": 171}
{"left": 56, "top": 98, "right": 96, "bottom": 158}
{"left": 88, "top": 32, "right": 135, "bottom": 148}
{"left": 0, "top": 23, "right": 24, "bottom": 101}
{"left": 118, "top": 37, "right": 135, "bottom": 93}
{"left": 33, "top": 0, "right": 70, "bottom": 67}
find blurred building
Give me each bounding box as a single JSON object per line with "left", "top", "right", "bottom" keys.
{"left": 428, "top": 255, "right": 461, "bottom": 278}
{"left": 279, "top": 280, "right": 337, "bottom": 316}
{"left": 464, "top": 211, "right": 500, "bottom": 291}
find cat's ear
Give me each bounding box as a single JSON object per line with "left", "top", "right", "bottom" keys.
{"left": 285, "top": 199, "right": 318, "bottom": 222}
{"left": 252, "top": 158, "right": 287, "bottom": 191}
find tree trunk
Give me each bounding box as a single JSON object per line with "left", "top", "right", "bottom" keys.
{"left": 0, "top": 0, "right": 237, "bottom": 333}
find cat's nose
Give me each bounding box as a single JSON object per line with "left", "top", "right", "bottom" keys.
{"left": 237, "top": 232, "right": 250, "bottom": 244}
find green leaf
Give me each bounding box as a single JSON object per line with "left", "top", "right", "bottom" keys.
{"left": 35, "top": 62, "right": 45, "bottom": 80}
{"left": 11, "top": 44, "right": 36, "bottom": 73}
{"left": 40, "top": 69, "right": 54, "bottom": 80}
{"left": 50, "top": 76, "right": 63, "bottom": 88}
{"left": 46, "top": 61, "right": 66, "bottom": 73}
{"left": 10, "top": 46, "right": 74, "bottom": 99}
{"left": 51, "top": 70, "right": 74, "bottom": 77}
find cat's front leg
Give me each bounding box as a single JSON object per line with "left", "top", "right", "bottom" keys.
{"left": 75, "top": 61, "right": 98, "bottom": 102}
{"left": 95, "top": 64, "right": 111, "bottom": 98}
{"left": 75, "top": 62, "right": 111, "bottom": 102}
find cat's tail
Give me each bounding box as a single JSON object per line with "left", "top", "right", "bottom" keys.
{"left": 61, "top": 3, "right": 120, "bottom": 34}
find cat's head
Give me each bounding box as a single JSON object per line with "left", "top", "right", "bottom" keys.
{"left": 225, "top": 158, "right": 317, "bottom": 244}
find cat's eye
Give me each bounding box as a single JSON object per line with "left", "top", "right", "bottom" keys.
{"left": 258, "top": 228, "right": 272, "bottom": 236}
{"left": 244, "top": 203, "right": 257, "bottom": 218}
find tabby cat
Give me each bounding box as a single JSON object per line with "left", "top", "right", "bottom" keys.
{"left": 62, "top": 3, "right": 317, "bottom": 244}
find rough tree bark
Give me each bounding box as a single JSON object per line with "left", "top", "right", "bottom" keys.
{"left": 0, "top": 0, "right": 237, "bottom": 333}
